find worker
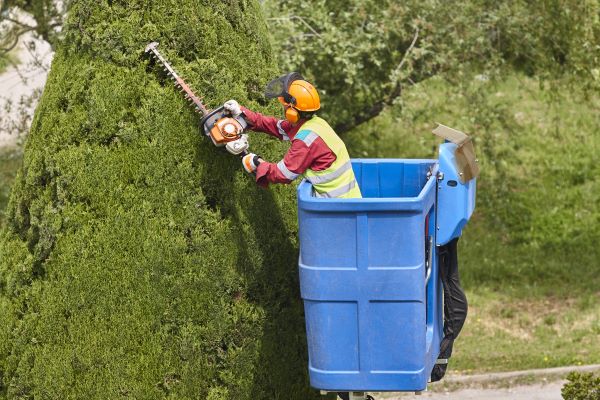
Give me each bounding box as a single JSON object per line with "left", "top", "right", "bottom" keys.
{"left": 223, "top": 72, "right": 362, "bottom": 199}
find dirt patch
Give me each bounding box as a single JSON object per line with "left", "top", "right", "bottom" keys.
{"left": 468, "top": 293, "right": 599, "bottom": 342}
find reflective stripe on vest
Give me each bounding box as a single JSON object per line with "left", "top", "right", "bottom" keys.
{"left": 306, "top": 160, "right": 352, "bottom": 184}
{"left": 313, "top": 180, "right": 358, "bottom": 198}
{"left": 297, "top": 117, "right": 362, "bottom": 199}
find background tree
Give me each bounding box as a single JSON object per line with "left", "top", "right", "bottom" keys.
{"left": 0, "top": 1, "right": 317, "bottom": 398}
{"left": 0, "top": 0, "right": 65, "bottom": 55}
{"left": 263, "top": 0, "right": 600, "bottom": 132}
{"left": 263, "top": 0, "right": 433, "bottom": 133}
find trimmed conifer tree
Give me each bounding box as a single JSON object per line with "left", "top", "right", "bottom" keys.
{"left": 0, "top": 1, "right": 316, "bottom": 398}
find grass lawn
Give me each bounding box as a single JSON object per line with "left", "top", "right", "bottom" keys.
{"left": 453, "top": 289, "right": 600, "bottom": 373}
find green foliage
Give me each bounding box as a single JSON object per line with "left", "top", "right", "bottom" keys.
{"left": 263, "top": 0, "right": 600, "bottom": 132}
{"left": 0, "top": 1, "right": 317, "bottom": 399}
{"left": 561, "top": 372, "right": 600, "bottom": 400}
{"left": 492, "top": 1, "right": 600, "bottom": 85}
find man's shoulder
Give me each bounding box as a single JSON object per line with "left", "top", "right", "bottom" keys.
{"left": 292, "top": 128, "right": 324, "bottom": 148}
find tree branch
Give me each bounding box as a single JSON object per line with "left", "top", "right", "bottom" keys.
{"left": 334, "top": 28, "right": 421, "bottom": 135}
{"left": 2, "top": 16, "right": 36, "bottom": 30}
{"left": 333, "top": 101, "right": 387, "bottom": 135}
{"left": 267, "top": 16, "right": 322, "bottom": 38}
{"left": 0, "top": 26, "right": 37, "bottom": 55}
{"left": 392, "top": 27, "right": 419, "bottom": 78}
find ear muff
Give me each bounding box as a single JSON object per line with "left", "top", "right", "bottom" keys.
{"left": 285, "top": 106, "right": 299, "bottom": 123}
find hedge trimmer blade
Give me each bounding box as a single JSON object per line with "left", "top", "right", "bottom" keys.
{"left": 144, "top": 41, "right": 249, "bottom": 156}
{"left": 145, "top": 41, "right": 209, "bottom": 116}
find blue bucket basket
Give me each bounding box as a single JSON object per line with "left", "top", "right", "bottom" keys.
{"left": 297, "top": 159, "right": 444, "bottom": 392}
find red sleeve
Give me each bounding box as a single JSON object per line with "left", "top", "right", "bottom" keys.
{"left": 241, "top": 106, "right": 294, "bottom": 141}
{"left": 255, "top": 140, "right": 309, "bottom": 187}
{"left": 255, "top": 137, "right": 335, "bottom": 187}
{"left": 255, "top": 162, "right": 292, "bottom": 187}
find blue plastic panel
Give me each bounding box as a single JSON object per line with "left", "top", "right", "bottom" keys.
{"left": 436, "top": 144, "right": 477, "bottom": 245}
{"left": 304, "top": 300, "right": 360, "bottom": 372}
{"left": 297, "top": 159, "right": 443, "bottom": 392}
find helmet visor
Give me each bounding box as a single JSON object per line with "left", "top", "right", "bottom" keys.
{"left": 265, "top": 72, "right": 304, "bottom": 99}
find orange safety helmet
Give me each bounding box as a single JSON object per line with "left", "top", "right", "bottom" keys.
{"left": 265, "top": 72, "right": 320, "bottom": 123}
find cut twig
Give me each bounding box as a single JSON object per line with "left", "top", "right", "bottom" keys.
{"left": 267, "top": 16, "right": 322, "bottom": 38}
{"left": 0, "top": 26, "right": 36, "bottom": 55}
{"left": 392, "top": 27, "right": 420, "bottom": 81}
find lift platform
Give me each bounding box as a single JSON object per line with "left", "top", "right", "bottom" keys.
{"left": 296, "top": 125, "right": 478, "bottom": 396}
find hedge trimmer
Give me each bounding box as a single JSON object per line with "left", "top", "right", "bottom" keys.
{"left": 144, "top": 42, "right": 250, "bottom": 156}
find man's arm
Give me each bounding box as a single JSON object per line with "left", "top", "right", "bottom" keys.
{"left": 241, "top": 106, "right": 293, "bottom": 141}
{"left": 254, "top": 137, "right": 336, "bottom": 187}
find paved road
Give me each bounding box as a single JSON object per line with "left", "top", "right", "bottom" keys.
{"left": 383, "top": 381, "right": 564, "bottom": 400}
{"left": 368, "top": 365, "right": 600, "bottom": 400}
{"left": 0, "top": 31, "right": 53, "bottom": 147}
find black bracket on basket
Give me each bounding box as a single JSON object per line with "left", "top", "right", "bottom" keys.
{"left": 425, "top": 236, "right": 433, "bottom": 285}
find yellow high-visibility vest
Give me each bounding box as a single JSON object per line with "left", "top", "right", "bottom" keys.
{"left": 296, "top": 117, "right": 362, "bottom": 199}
